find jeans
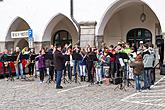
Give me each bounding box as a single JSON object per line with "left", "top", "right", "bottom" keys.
{"left": 134, "top": 75, "right": 141, "bottom": 90}
{"left": 56, "top": 70, "right": 63, "bottom": 87}
{"left": 73, "top": 60, "right": 80, "bottom": 79}
{"left": 15, "top": 63, "right": 24, "bottom": 78}
{"left": 144, "top": 69, "right": 152, "bottom": 88}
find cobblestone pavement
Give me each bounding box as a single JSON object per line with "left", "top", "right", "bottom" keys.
{"left": 0, "top": 70, "right": 165, "bottom": 110}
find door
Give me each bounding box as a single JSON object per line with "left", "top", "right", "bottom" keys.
{"left": 127, "top": 28, "right": 152, "bottom": 47}
{"left": 53, "top": 30, "right": 72, "bottom": 48}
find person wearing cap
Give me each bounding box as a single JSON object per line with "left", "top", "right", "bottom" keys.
{"left": 138, "top": 41, "right": 144, "bottom": 52}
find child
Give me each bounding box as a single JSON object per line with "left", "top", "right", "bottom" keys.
{"left": 95, "top": 49, "right": 103, "bottom": 84}
{"left": 35, "top": 48, "right": 46, "bottom": 83}
{"left": 79, "top": 48, "right": 87, "bottom": 82}
{"left": 130, "top": 54, "right": 144, "bottom": 92}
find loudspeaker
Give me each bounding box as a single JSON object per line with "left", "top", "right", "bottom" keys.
{"left": 156, "top": 35, "right": 164, "bottom": 47}
{"left": 160, "top": 64, "right": 165, "bottom": 75}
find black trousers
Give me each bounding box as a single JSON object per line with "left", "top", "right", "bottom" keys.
{"left": 87, "top": 62, "right": 93, "bottom": 82}
{"left": 28, "top": 63, "right": 35, "bottom": 75}
{"left": 3, "top": 64, "right": 12, "bottom": 78}
{"left": 64, "top": 63, "right": 72, "bottom": 80}
{"left": 39, "top": 68, "right": 45, "bottom": 82}
{"left": 49, "top": 66, "right": 54, "bottom": 81}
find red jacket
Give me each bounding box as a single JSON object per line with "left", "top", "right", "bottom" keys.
{"left": 108, "top": 49, "right": 116, "bottom": 62}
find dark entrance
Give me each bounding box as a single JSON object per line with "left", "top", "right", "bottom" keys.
{"left": 127, "top": 28, "right": 152, "bottom": 47}
{"left": 53, "top": 30, "right": 72, "bottom": 48}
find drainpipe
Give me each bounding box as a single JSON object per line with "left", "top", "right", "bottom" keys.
{"left": 70, "top": 0, "right": 80, "bottom": 46}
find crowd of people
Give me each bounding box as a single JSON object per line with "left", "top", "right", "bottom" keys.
{"left": 0, "top": 41, "right": 159, "bottom": 91}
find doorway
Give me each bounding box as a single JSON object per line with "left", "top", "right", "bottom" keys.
{"left": 53, "top": 30, "right": 72, "bottom": 48}
{"left": 127, "top": 28, "right": 152, "bottom": 47}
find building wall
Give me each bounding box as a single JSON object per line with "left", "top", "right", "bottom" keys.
{"left": 104, "top": 4, "right": 160, "bottom": 46}
{"left": 0, "top": 0, "right": 165, "bottom": 51}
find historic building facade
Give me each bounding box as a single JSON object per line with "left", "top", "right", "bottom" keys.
{"left": 0, "top": 0, "right": 165, "bottom": 54}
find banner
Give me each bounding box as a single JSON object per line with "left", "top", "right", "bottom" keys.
{"left": 11, "top": 30, "right": 29, "bottom": 38}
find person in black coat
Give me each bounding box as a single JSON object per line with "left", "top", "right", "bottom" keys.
{"left": 48, "top": 45, "right": 54, "bottom": 82}
{"left": 54, "top": 44, "right": 65, "bottom": 89}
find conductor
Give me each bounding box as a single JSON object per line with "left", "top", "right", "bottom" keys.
{"left": 54, "top": 44, "right": 65, "bottom": 89}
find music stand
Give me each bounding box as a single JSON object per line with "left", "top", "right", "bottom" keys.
{"left": 113, "top": 53, "right": 127, "bottom": 91}
{"left": 114, "top": 66, "right": 126, "bottom": 91}
{"left": 120, "top": 52, "right": 134, "bottom": 88}
{"left": 63, "top": 55, "right": 72, "bottom": 84}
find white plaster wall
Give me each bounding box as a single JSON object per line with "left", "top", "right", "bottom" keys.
{"left": 104, "top": 12, "right": 122, "bottom": 46}
{"left": 104, "top": 4, "right": 159, "bottom": 46}
{"left": 0, "top": 0, "right": 165, "bottom": 43}
{"left": 120, "top": 4, "right": 159, "bottom": 44}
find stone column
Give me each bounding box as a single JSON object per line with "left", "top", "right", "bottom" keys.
{"left": 79, "top": 21, "right": 97, "bottom": 47}
{"left": 5, "top": 41, "right": 14, "bottom": 50}
{"left": 33, "top": 42, "right": 42, "bottom": 54}
{"left": 96, "top": 35, "right": 104, "bottom": 48}
{"left": 0, "top": 42, "right": 6, "bottom": 52}
{"left": 42, "top": 41, "right": 51, "bottom": 49}
{"left": 163, "top": 34, "right": 165, "bottom": 63}
{"left": 33, "top": 41, "right": 51, "bottom": 53}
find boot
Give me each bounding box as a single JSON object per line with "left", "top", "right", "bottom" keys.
{"left": 83, "top": 76, "right": 86, "bottom": 81}
{"left": 80, "top": 76, "right": 83, "bottom": 82}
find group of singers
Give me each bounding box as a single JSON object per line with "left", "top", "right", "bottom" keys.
{"left": 0, "top": 41, "right": 157, "bottom": 90}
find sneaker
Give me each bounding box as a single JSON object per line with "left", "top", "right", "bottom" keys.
{"left": 40, "top": 81, "right": 43, "bottom": 84}
{"left": 141, "top": 87, "right": 147, "bottom": 90}
{"left": 147, "top": 87, "right": 151, "bottom": 90}
{"left": 136, "top": 90, "right": 141, "bottom": 92}
{"left": 56, "top": 86, "right": 63, "bottom": 89}
{"left": 100, "top": 81, "right": 103, "bottom": 84}
{"left": 96, "top": 81, "right": 99, "bottom": 84}
{"left": 4, "top": 78, "right": 8, "bottom": 81}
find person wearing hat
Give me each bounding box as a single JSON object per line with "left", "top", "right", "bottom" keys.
{"left": 138, "top": 41, "right": 144, "bottom": 52}
{"left": 54, "top": 44, "right": 65, "bottom": 89}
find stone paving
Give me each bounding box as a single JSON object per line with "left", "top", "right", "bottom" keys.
{"left": 0, "top": 69, "right": 165, "bottom": 110}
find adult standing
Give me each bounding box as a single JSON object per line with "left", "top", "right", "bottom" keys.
{"left": 72, "top": 44, "right": 81, "bottom": 83}
{"left": 142, "top": 44, "right": 155, "bottom": 90}
{"left": 54, "top": 45, "right": 65, "bottom": 89}
{"left": 35, "top": 48, "right": 46, "bottom": 83}
{"left": 48, "top": 45, "right": 54, "bottom": 82}
{"left": 12, "top": 47, "right": 24, "bottom": 79}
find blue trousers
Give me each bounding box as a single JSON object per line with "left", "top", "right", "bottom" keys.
{"left": 15, "top": 63, "right": 24, "bottom": 78}
{"left": 134, "top": 75, "right": 141, "bottom": 90}
{"left": 73, "top": 60, "right": 80, "bottom": 78}
{"left": 144, "top": 69, "right": 152, "bottom": 88}
{"left": 56, "top": 70, "right": 63, "bottom": 87}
